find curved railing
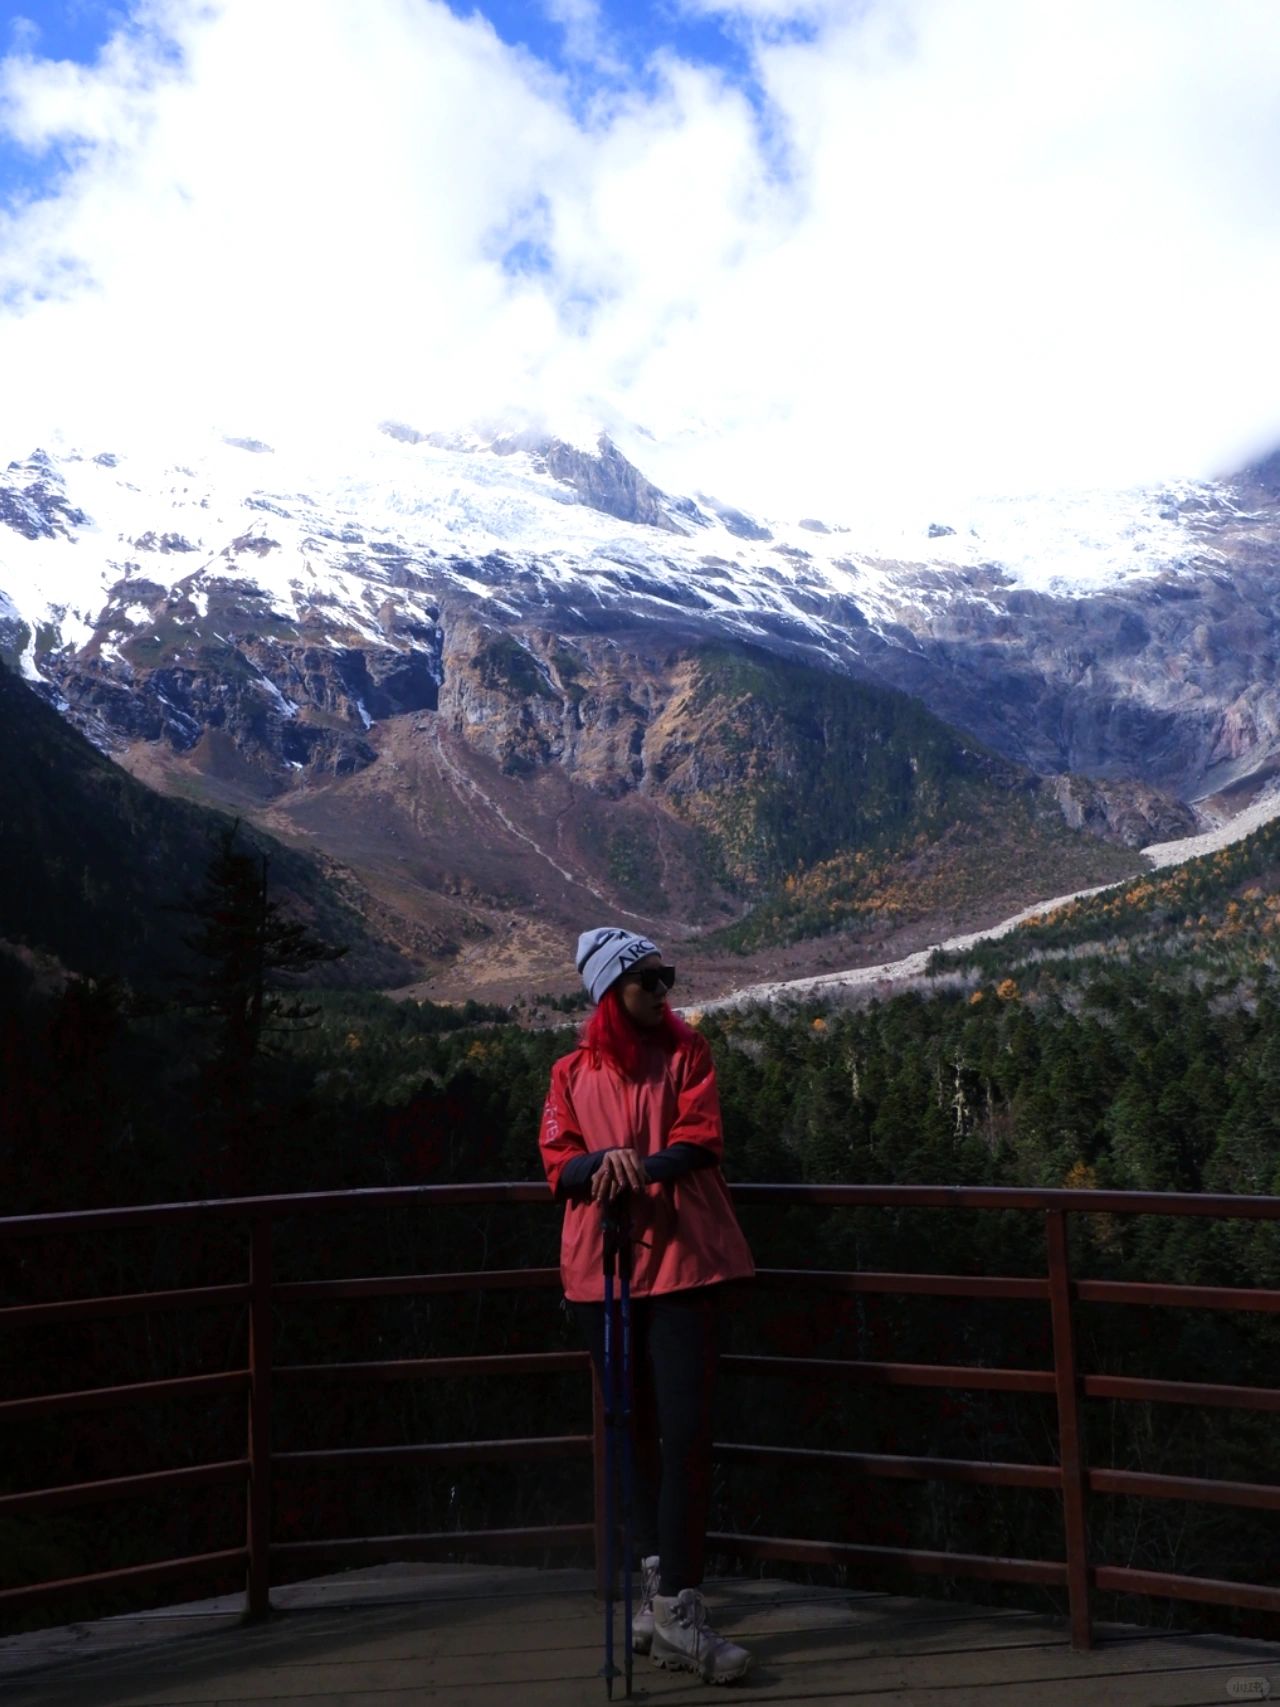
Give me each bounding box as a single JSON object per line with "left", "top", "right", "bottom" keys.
{"left": 2, "top": 1182, "right": 1278, "bottom": 1649}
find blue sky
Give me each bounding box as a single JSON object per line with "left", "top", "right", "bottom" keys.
{"left": 1, "top": 0, "right": 757, "bottom": 67}
{"left": 5, "top": 0, "right": 118, "bottom": 64}
{"left": 0, "top": 0, "right": 763, "bottom": 205}
{"left": 0, "top": 0, "right": 814, "bottom": 209}
{"left": 2, "top": 2, "right": 115, "bottom": 203}
{"left": 3, "top": 0, "right": 1280, "bottom": 511}
{"left": 2, "top": 2, "right": 186, "bottom": 214}
{"left": 460, "top": 0, "right": 758, "bottom": 82}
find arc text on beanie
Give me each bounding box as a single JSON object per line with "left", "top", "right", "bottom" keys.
{"left": 576, "top": 927, "right": 660, "bottom": 1004}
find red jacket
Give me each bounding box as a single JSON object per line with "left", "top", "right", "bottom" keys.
{"left": 539, "top": 1032, "right": 756, "bottom": 1303}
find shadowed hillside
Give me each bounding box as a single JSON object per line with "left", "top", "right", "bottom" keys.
{"left": 0, "top": 662, "right": 415, "bottom": 986}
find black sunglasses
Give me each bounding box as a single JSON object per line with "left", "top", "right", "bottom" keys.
{"left": 628, "top": 964, "right": 676, "bottom": 992}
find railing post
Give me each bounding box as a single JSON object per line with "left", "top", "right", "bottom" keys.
{"left": 1046, "top": 1208, "right": 1092, "bottom": 1649}
{"left": 591, "top": 1364, "right": 610, "bottom": 1601}
{"left": 245, "top": 1215, "right": 274, "bottom": 1622}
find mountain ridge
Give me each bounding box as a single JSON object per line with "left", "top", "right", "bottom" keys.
{"left": 6, "top": 425, "right": 1279, "bottom": 786}
{"left": 7, "top": 423, "right": 1278, "bottom": 995}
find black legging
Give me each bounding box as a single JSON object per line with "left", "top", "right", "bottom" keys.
{"left": 570, "top": 1285, "right": 722, "bottom": 1596}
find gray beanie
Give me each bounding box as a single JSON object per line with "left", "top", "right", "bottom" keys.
{"left": 576, "top": 927, "right": 659, "bottom": 1004}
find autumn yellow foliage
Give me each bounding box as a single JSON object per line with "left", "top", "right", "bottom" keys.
{"left": 1063, "top": 1159, "right": 1119, "bottom": 1247}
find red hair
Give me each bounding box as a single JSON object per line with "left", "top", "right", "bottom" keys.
{"left": 580, "top": 983, "right": 695, "bottom": 1080}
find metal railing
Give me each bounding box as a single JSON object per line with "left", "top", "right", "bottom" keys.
{"left": 2, "top": 1181, "right": 1278, "bottom": 1650}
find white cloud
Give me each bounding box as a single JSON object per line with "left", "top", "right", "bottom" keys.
{"left": 543, "top": 0, "right": 615, "bottom": 67}
{"left": 6, "top": 16, "right": 41, "bottom": 56}
{"left": 2, "top": 0, "right": 1280, "bottom": 519}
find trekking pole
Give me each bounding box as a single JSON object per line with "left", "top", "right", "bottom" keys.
{"left": 598, "top": 1197, "right": 635, "bottom": 1699}
{"left": 600, "top": 1201, "right": 620, "bottom": 1700}
{"left": 617, "top": 1206, "right": 635, "bottom": 1700}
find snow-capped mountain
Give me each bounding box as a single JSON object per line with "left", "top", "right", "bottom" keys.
{"left": 0, "top": 425, "right": 1237, "bottom": 664}
{"left": 3, "top": 420, "right": 1276, "bottom": 995}
{"left": 4, "top": 423, "right": 1276, "bottom": 785}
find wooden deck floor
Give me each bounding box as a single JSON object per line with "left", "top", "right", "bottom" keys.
{"left": 3, "top": 1564, "right": 1279, "bottom": 1707}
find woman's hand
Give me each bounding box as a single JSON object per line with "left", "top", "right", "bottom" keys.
{"left": 591, "top": 1146, "right": 646, "bottom": 1203}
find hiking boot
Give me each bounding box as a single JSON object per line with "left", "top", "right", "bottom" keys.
{"left": 631, "top": 1555, "right": 661, "bottom": 1653}
{"left": 650, "top": 1588, "right": 751, "bottom": 1684}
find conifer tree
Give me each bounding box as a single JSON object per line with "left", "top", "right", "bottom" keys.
{"left": 180, "top": 822, "right": 347, "bottom": 1065}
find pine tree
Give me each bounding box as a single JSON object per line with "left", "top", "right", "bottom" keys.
{"left": 180, "top": 823, "right": 347, "bottom": 1066}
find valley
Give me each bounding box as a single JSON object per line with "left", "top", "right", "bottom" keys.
{"left": 708, "top": 782, "right": 1280, "bottom": 1012}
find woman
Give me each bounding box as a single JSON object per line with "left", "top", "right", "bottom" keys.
{"left": 539, "top": 926, "right": 756, "bottom": 1685}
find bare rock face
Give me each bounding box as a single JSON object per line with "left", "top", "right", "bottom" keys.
{"left": 869, "top": 555, "right": 1280, "bottom": 799}
{"left": 46, "top": 647, "right": 380, "bottom": 781}
{"left": 43, "top": 610, "right": 444, "bottom": 793}
{"left": 0, "top": 450, "right": 88, "bottom": 540}
{"left": 490, "top": 431, "right": 706, "bottom": 534}
{"left": 1047, "top": 775, "right": 1199, "bottom": 848}
{"left": 435, "top": 613, "right": 676, "bottom": 791}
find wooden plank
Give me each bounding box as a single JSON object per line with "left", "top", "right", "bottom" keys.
{"left": 296, "top": 1632, "right": 1275, "bottom": 1690}
{"left": 271, "top": 1563, "right": 599, "bottom": 1604}
{"left": 271, "top": 1524, "right": 593, "bottom": 1568}
{"left": 714, "top": 1441, "right": 1061, "bottom": 1490}
{"left": 1090, "top": 1466, "right": 1280, "bottom": 1510}
{"left": 22, "top": 1644, "right": 1270, "bottom": 1707}
{"left": 711, "top": 1529, "right": 1066, "bottom": 1585}
{"left": 14, "top": 1599, "right": 1276, "bottom": 1707}
{"left": 8, "top": 1574, "right": 1280, "bottom": 1707}
{"left": 1084, "top": 1373, "right": 1280, "bottom": 1411}
{"left": 336, "top": 1613, "right": 1069, "bottom": 1664}
{"left": 0, "top": 1585, "right": 1111, "bottom": 1698}
{"left": 1075, "top": 1278, "right": 1280, "bottom": 1313}
{"left": 0, "top": 1283, "right": 250, "bottom": 1328}
{"left": 416, "top": 1651, "right": 1280, "bottom": 1707}
{"left": 722, "top": 1354, "right": 1057, "bottom": 1394}
{"left": 156, "top": 1684, "right": 1263, "bottom": 1707}
{"left": 1046, "top": 1207, "right": 1092, "bottom": 1648}
{"left": 275, "top": 1351, "right": 584, "bottom": 1381}
{"left": 32, "top": 1678, "right": 1266, "bottom": 1707}
{"left": 0, "top": 1369, "right": 249, "bottom": 1423}
{"left": 274, "top": 1267, "right": 562, "bottom": 1302}
{"left": 1096, "top": 1564, "right": 1280, "bottom": 1614}
{"left": 0, "top": 1459, "right": 247, "bottom": 1517}
{"left": 0, "top": 1570, "right": 599, "bottom": 1688}
{"left": 754, "top": 1268, "right": 1050, "bottom": 1301}
{"left": 274, "top": 1434, "right": 591, "bottom": 1471}
{"left": 0, "top": 1548, "right": 249, "bottom": 1613}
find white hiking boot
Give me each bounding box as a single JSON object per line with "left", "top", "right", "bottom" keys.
{"left": 650, "top": 1588, "right": 752, "bottom": 1684}
{"left": 631, "top": 1555, "right": 661, "bottom": 1653}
